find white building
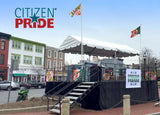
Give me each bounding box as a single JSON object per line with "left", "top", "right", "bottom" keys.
{"left": 8, "top": 36, "right": 46, "bottom": 82}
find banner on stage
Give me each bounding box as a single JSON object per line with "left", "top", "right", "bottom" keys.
{"left": 46, "top": 71, "right": 53, "bottom": 82}
{"left": 126, "top": 69, "right": 141, "bottom": 88}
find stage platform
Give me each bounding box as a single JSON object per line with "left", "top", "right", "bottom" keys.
{"left": 45, "top": 80, "right": 159, "bottom": 110}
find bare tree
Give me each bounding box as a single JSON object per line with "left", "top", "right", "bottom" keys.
{"left": 141, "top": 48, "right": 157, "bottom": 68}
{"left": 30, "top": 66, "right": 45, "bottom": 81}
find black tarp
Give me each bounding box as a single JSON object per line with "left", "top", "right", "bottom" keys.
{"left": 45, "top": 82, "right": 80, "bottom": 95}
{"left": 81, "top": 80, "right": 159, "bottom": 110}
{"left": 90, "top": 66, "right": 102, "bottom": 82}
{"left": 45, "top": 80, "right": 159, "bottom": 110}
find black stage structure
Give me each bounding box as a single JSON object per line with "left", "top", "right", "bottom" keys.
{"left": 45, "top": 36, "right": 159, "bottom": 113}
{"left": 45, "top": 66, "right": 159, "bottom": 110}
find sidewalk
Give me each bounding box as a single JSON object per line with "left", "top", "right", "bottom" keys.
{"left": 3, "top": 101, "right": 160, "bottom": 115}
{"left": 3, "top": 88, "right": 160, "bottom": 115}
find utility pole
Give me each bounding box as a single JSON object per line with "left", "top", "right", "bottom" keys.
{"left": 7, "top": 59, "right": 14, "bottom": 103}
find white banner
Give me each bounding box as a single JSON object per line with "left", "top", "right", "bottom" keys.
{"left": 126, "top": 69, "right": 141, "bottom": 88}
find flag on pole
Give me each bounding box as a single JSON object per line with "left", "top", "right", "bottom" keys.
{"left": 131, "top": 26, "right": 141, "bottom": 38}
{"left": 69, "top": 4, "right": 81, "bottom": 17}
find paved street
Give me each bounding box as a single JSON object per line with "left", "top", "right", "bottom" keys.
{"left": 0, "top": 88, "right": 45, "bottom": 105}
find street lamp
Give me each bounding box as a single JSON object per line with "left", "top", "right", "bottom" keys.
{"left": 143, "top": 53, "right": 147, "bottom": 80}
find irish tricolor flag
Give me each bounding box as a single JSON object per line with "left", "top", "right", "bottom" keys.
{"left": 131, "top": 26, "right": 141, "bottom": 38}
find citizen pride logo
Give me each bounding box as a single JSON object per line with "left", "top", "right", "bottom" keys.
{"left": 15, "top": 8, "right": 55, "bottom": 28}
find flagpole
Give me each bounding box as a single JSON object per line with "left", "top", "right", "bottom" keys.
{"left": 81, "top": 3, "right": 83, "bottom": 61}
{"left": 139, "top": 25, "right": 142, "bottom": 71}
{"left": 80, "top": 3, "right": 84, "bottom": 81}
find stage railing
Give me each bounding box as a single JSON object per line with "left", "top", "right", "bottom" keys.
{"left": 45, "top": 65, "right": 160, "bottom": 82}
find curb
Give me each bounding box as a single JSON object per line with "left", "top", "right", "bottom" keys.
{"left": 146, "top": 112, "right": 160, "bottom": 115}
{"left": 0, "top": 105, "right": 51, "bottom": 114}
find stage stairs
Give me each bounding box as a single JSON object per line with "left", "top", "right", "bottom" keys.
{"left": 49, "top": 82, "right": 98, "bottom": 114}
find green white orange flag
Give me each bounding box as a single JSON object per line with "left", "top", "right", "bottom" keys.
{"left": 69, "top": 4, "right": 81, "bottom": 17}
{"left": 131, "top": 26, "right": 141, "bottom": 38}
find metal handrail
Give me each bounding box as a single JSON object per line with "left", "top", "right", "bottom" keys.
{"left": 49, "top": 82, "right": 81, "bottom": 110}
{"left": 52, "top": 81, "right": 99, "bottom": 109}
{"left": 53, "top": 82, "right": 75, "bottom": 96}
{"left": 45, "top": 82, "right": 65, "bottom": 96}
{"left": 46, "top": 66, "right": 102, "bottom": 111}
{"left": 70, "top": 82, "right": 99, "bottom": 108}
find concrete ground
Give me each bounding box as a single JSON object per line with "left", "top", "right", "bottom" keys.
{"left": 2, "top": 88, "right": 160, "bottom": 115}
{"left": 3, "top": 101, "right": 160, "bottom": 115}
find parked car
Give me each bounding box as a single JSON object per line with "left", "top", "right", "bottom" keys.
{"left": 0, "top": 81, "right": 20, "bottom": 90}
{"left": 28, "top": 80, "right": 45, "bottom": 89}
{"left": 19, "top": 82, "right": 31, "bottom": 89}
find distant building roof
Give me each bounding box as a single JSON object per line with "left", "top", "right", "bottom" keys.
{"left": 10, "top": 36, "right": 46, "bottom": 46}
{"left": 0, "top": 32, "right": 11, "bottom": 40}
{"left": 46, "top": 46, "right": 59, "bottom": 51}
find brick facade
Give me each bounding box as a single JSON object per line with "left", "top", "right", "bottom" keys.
{"left": 45, "top": 46, "right": 65, "bottom": 70}
{"left": 0, "top": 32, "right": 11, "bottom": 80}
{"left": 45, "top": 46, "right": 66, "bottom": 81}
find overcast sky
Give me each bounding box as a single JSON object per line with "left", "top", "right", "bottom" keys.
{"left": 0, "top": 0, "right": 159, "bottom": 64}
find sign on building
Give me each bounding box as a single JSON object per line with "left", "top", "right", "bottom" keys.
{"left": 126, "top": 69, "right": 141, "bottom": 88}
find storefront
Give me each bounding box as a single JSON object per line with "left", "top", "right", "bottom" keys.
{"left": 27, "top": 74, "right": 42, "bottom": 81}
{"left": 0, "top": 68, "right": 8, "bottom": 81}
{"left": 13, "top": 73, "right": 27, "bottom": 82}
{"left": 26, "top": 70, "right": 45, "bottom": 82}
{"left": 12, "top": 69, "right": 45, "bottom": 82}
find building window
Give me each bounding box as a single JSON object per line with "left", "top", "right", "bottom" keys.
{"left": 59, "top": 61, "right": 62, "bottom": 71}
{"left": 11, "top": 54, "right": 21, "bottom": 64}
{"left": 48, "top": 50, "right": 52, "bottom": 58}
{"left": 24, "top": 43, "right": 33, "bottom": 51}
{"left": 12, "top": 40, "right": 21, "bottom": 49}
{"left": 35, "top": 46, "right": 42, "bottom": 53}
{"left": 59, "top": 52, "right": 63, "bottom": 59}
{"left": 54, "top": 51, "right": 57, "bottom": 59}
{"left": 23, "top": 55, "right": 32, "bottom": 64}
{"left": 47, "top": 60, "right": 51, "bottom": 69}
{"left": 53, "top": 61, "right": 57, "bottom": 70}
{"left": 0, "top": 54, "right": 4, "bottom": 65}
{"left": 1, "top": 40, "right": 5, "bottom": 50}
{"left": 35, "top": 57, "right": 42, "bottom": 65}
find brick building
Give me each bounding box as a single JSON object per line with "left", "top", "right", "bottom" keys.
{"left": 45, "top": 46, "right": 66, "bottom": 81}
{"left": 0, "top": 32, "right": 11, "bottom": 80}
